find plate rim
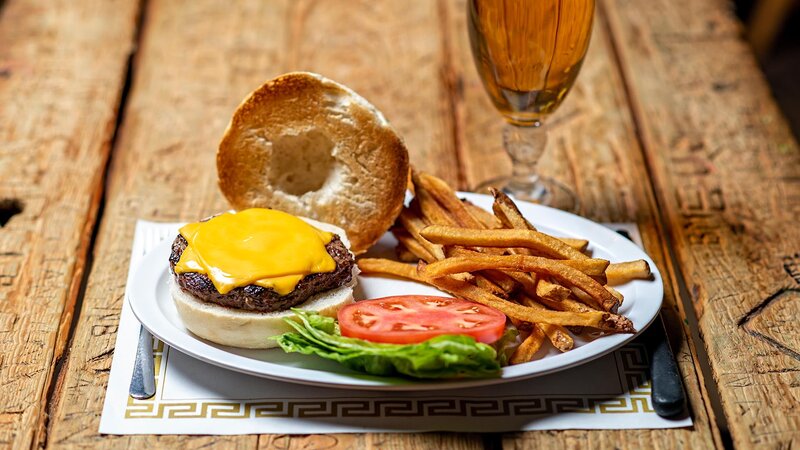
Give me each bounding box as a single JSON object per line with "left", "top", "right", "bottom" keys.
{"left": 128, "top": 193, "right": 663, "bottom": 391}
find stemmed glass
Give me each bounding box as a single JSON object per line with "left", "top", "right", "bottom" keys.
{"left": 468, "top": 0, "right": 595, "bottom": 211}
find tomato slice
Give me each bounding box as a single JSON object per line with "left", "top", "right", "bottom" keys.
{"left": 338, "top": 295, "right": 507, "bottom": 345}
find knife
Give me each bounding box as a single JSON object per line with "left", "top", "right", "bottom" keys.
{"left": 613, "top": 228, "right": 686, "bottom": 418}
{"left": 129, "top": 325, "right": 156, "bottom": 399}
{"left": 643, "top": 314, "right": 687, "bottom": 418}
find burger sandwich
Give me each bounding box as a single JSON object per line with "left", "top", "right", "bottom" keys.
{"left": 168, "top": 72, "right": 409, "bottom": 348}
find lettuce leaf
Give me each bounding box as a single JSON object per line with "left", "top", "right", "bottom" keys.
{"left": 274, "top": 309, "right": 501, "bottom": 379}
{"left": 492, "top": 324, "right": 521, "bottom": 366}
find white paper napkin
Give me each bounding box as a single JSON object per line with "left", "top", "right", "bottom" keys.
{"left": 99, "top": 221, "right": 692, "bottom": 434}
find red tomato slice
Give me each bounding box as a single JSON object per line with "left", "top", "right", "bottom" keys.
{"left": 338, "top": 295, "right": 507, "bottom": 345}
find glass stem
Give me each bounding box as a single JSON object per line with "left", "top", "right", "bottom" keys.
{"left": 504, "top": 121, "right": 548, "bottom": 194}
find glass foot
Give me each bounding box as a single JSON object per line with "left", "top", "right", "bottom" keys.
{"left": 474, "top": 175, "right": 580, "bottom": 213}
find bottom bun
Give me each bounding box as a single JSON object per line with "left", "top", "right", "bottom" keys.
{"left": 170, "top": 267, "right": 357, "bottom": 349}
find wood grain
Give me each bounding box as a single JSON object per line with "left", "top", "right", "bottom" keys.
{"left": 284, "top": 0, "right": 463, "bottom": 187}
{"left": 44, "top": 0, "right": 479, "bottom": 448}
{"left": 0, "top": 0, "right": 138, "bottom": 448}
{"left": 443, "top": 0, "right": 720, "bottom": 448}
{"left": 258, "top": 433, "right": 483, "bottom": 450}
{"left": 602, "top": 0, "right": 800, "bottom": 447}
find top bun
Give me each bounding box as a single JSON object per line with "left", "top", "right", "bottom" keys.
{"left": 217, "top": 72, "right": 409, "bottom": 254}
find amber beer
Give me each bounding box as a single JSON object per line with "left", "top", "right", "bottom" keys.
{"left": 468, "top": 0, "right": 595, "bottom": 125}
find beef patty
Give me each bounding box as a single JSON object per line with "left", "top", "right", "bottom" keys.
{"left": 169, "top": 234, "right": 354, "bottom": 313}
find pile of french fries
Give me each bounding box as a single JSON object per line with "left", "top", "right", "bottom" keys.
{"left": 357, "top": 171, "right": 652, "bottom": 364}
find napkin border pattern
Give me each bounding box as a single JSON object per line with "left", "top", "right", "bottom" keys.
{"left": 124, "top": 341, "right": 653, "bottom": 419}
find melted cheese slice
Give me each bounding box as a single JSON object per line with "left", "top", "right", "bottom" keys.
{"left": 174, "top": 208, "right": 335, "bottom": 295}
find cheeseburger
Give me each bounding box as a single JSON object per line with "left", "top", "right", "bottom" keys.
{"left": 169, "top": 209, "right": 357, "bottom": 348}
{"left": 169, "top": 72, "right": 409, "bottom": 348}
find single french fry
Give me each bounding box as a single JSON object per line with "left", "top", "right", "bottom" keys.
{"left": 358, "top": 258, "right": 422, "bottom": 281}
{"left": 520, "top": 296, "right": 574, "bottom": 352}
{"left": 537, "top": 279, "right": 572, "bottom": 301}
{"left": 559, "top": 237, "right": 589, "bottom": 252}
{"left": 572, "top": 286, "right": 625, "bottom": 308}
{"left": 535, "top": 295, "right": 595, "bottom": 314}
{"left": 570, "top": 288, "right": 597, "bottom": 309}
{"left": 558, "top": 258, "right": 610, "bottom": 276}
{"left": 426, "top": 274, "right": 633, "bottom": 332}
{"left": 420, "top": 225, "right": 588, "bottom": 260}
{"left": 606, "top": 260, "right": 652, "bottom": 285}
{"left": 399, "top": 208, "right": 446, "bottom": 261}
{"left": 605, "top": 285, "right": 624, "bottom": 305}
{"left": 490, "top": 187, "right": 537, "bottom": 231}
{"left": 421, "top": 254, "right": 619, "bottom": 312}
{"left": 510, "top": 326, "right": 546, "bottom": 364}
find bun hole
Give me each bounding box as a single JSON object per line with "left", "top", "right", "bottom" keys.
{"left": 268, "top": 130, "right": 335, "bottom": 196}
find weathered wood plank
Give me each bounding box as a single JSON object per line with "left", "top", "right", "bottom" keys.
{"left": 258, "top": 433, "right": 483, "bottom": 450}
{"left": 602, "top": 0, "right": 800, "bottom": 447}
{"left": 0, "top": 0, "right": 139, "bottom": 448}
{"left": 444, "top": 0, "right": 719, "bottom": 448}
{"left": 284, "top": 0, "right": 463, "bottom": 188}
{"left": 43, "top": 0, "right": 286, "bottom": 447}
{"left": 46, "top": 0, "right": 479, "bottom": 448}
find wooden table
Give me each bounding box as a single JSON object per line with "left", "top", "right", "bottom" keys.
{"left": 2, "top": 0, "right": 798, "bottom": 448}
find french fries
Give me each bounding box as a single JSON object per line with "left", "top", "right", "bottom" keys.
{"left": 415, "top": 182, "right": 458, "bottom": 227}
{"left": 414, "top": 172, "right": 483, "bottom": 228}
{"left": 420, "top": 255, "right": 619, "bottom": 312}
{"left": 420, "top": 225, "right": 588, "bottom": 260}
{"left": 427, "top": 275, "right": 633, "bottom": 331}
{"left": 521, "top": 296, "right": 574, "bottom": 352}
{"left": 398, "top": 208, "right": 445, "bottom": 261}
{"left": 510, "top": 327, "right": 546, "bottom": 364}
{"left": 392, "top": 228, "right": 436, "bottom": 263}
{"left": 358, "top": 171, "right": 649, "bottom": 365}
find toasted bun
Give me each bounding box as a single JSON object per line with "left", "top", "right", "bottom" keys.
{"left": 171, "top": 218, "right": 358, "bottom": 349}
{"left": 217, "top": 72, "right": 409, "bottom": 254}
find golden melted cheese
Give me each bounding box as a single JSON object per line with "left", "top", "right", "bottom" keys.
{"left": 174, "top": 208, "right": 335, "bottom": 295}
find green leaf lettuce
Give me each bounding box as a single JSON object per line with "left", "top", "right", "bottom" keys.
{"left": 274, "top": 309, "right": 501, "bottom": 379}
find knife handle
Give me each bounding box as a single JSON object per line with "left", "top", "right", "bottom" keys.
{"left": 650, "top": 335, "right": 686, "bottom": 417}
{"left": 129, "top": 326, "right": 156, "bottom": 399}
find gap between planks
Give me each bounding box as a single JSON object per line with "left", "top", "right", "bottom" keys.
{"left": 595, "top": 1, "right": 728, "bottom": 448}
{"left": 37, "top": 1, "right": 149, "bottom": 449}
{"left": 437, "top": 0, "right": 470, "bottom": 191}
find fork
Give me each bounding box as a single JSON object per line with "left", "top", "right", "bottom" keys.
{"left": 128, "top": 223, "right": 174, "bottom": 399}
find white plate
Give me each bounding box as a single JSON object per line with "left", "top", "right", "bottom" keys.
{"left": 128, "top": 193, "right": 663, "bottom": 391}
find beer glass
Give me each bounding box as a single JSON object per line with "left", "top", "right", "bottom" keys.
{"left": 468, "top": 0, "right": 594, "bottom": 210}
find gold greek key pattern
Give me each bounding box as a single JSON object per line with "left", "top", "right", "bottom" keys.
{"left": 125, "top": 342, "right": 654, "bottom": 419}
